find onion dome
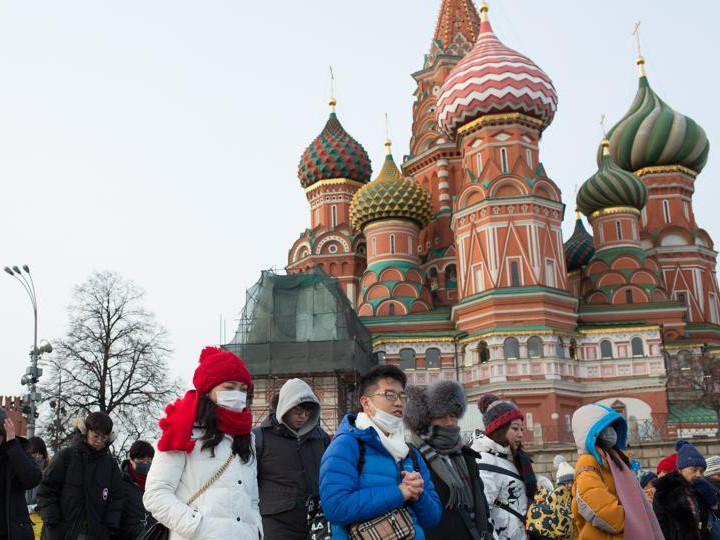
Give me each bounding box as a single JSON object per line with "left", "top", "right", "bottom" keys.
{"left": 564, "top": 213, "right": 595, "bottom": 271}
{"left": 435, "top": 2, "right": 558, "bottom": 137}
{"left": 350, "top": 141, "right": 433, "bottom": 231}
{"left": 578, "top": 140, "right": 648, "bottom": 217}
{"left": 601, "top": 57, "right": 710, "bottom": 174}
{"left": 298, "top": 99, "right": 372, "bottom": 188}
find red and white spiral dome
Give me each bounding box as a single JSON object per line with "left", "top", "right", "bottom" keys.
{"left": 436, "top": 5, "right": 558, "bottom": 137}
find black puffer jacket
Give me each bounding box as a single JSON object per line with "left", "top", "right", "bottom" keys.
{"left": 653, "top": 471, "right": 704, "bottom": 540}
{"left": 254, "top": 415, "right": 329, "bottom": 539}
{"left": 112, "top": 460, "right": 155, "bottom": 540}
{"left": 0, "top": 437, "right": 42, "bottom": 540}
{"left": 36, "top": 433, "right": 124, "bottom": 540}
{"left": 423, "top": 446, "right": 494, "bottom": 540}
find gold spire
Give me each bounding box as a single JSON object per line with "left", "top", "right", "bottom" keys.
{"left": 329, "top": 98, "right": 337, "bottom": 113}
{"left": 329, "top": 65, "right": 336, "bottom": 112}
{"left": 479, "top": 1, "right": 489, "bottom": 22}
{"left": 601, "top": 138, "right": 611, "bottom": 156}
{"left": 636, "top": 56, "right": 646, "bottom": 78}
{"left": 384, "top": 138, "right": 392, "bottom": 155}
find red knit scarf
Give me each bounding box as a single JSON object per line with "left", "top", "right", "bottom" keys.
{"left": 158, "top": 390, "right": 252, "bottom": 453}
{"left": 128, "top": 462, "right": 147, "bottom": 490}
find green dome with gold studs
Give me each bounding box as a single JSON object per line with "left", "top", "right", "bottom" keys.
{"left": 578, "top": 139, "right": 648, "bottom": 217}
{"left": 350, "top": 141, "right": 433, "bottom": 231}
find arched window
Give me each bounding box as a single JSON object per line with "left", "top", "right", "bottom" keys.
{"left": 625, "top": 289, "right": 633, "bottom": 304}
{"left": 503, "top": 337, "right": 519, "bottom": 359}
{"left": 400, "top": 348, "right": 416, "bottom": 370}
{"left": 478, "top": 341, "right": 490, "bottom": 363}
{"left": 500, "top": 147, "right": 509, "bottom": 173}
{"left": 631, "top": 337, "right": 644, "bottom": 356}
{"left": 510, "top": 261, "right": 520, "bottom": 287}
{"left": 600, "top": 340, "right": 613, "bottom": 359}
{"left": 331, "top": 205, "right": 338, "bottom": 228}
{"left": 527, "top": 336, "right": 543, "bottom": 358}
{"left": 569, "top": 338, "right": 577, "bottom": 359}
{"left": 425, "top": 348, "right": 441, "bottom": 369}
{"left": 390, "top": 235, "right": 396, "bottom": 254}
{"left": 616, "top": 220, "right": 622, "bottom": 240}
{"left": 556, "top": 337, "right": 565, "bottom": 358}
{"left": 445, "top": 264, "right": 457, "bottom": 289}
{"left": 388, "top": 303, "right": 395, "bottom": 316}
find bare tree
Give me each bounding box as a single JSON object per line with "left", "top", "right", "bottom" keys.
{"left": 39, "top": 271, "right": 181, "bottom": 455}
{"left": 665, "top": 349, "right": 720, "bottom": 431}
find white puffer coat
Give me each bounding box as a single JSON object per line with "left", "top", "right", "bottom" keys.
{"left": 471, "top": 435, "right": 527, "bottom": 540}
{"left": 144, "top": 431, "right": 262, "bottom": 539}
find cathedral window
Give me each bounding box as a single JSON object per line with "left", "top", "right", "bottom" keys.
{"left": 615, "top": 221, "right": 622, "bottom": 240}
{"left": 476, "top": 153, "right": 483, "bottom": 175}
{"left": 314, "top": 208, "right": 320, "bottom": 225}
{"left": 331, "top": 205, "right": 338, "bottom": 228}
{"left": 446, "top": 264, "right": 457, "bottom": 289}
{"left": 425, "top": 348, "right": 441, "bottom": 369}
{"left": 408, "top": 235, "right": 413, "bottom": 255}
{"left": 510, "top": 261, "right": 521, "bottom": 287}
{"left": 545, "top": 259, "right": 556, "bottom": 288}
{"left": 500, "top": 147, "right": 509, "bottom": 174}
{"left": 371, "top": 237, "right": 377, "bottom": 257}
{"left": 625, "top": 289, "right": 633, "bottom": 304}
{"left": 526, "top": 148, "right": 533, "bottom": 168}
{"left": 631, "top": 337, "right": 644, "bottom": 356}
{"left": 400, "top": 348, "right": 416, "bottom": 370}
{"left": 390, "top": 235, "right": 396, "bottom": 254}
{"left": 710, "top": 293, "right": 719, "bottom": 325}
{"left": 474, "top": 264, "right": 485, "bottom": 293}
{"left": 663, "top": 200, "right": 671, "bottom": 224}
{"left": 556, "top": 337, "right": 565, "bottom": 358}
{"left": 388, "top": 303, "right": 395, "bottom": 316}
{"left": 477, "top": 341, "right": 489, "bottom": 363}
{"left": 527, "top": 336, "right": 543, "bottom": 358}
{"left": 683, "top": 201, "right": 690, "bottom": 220}
{"left": 503, "top": 337, "right": 520, "bottom": 359}
{"left": 600, "top": 340, "right": 613, "bottom": 359}
{"left": 676, "top": 292, "right": 689, "bottom": 322}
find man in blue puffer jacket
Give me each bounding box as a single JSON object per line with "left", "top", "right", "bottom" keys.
{"left": 320, "top": 365, "right": 442, "bottom": 539}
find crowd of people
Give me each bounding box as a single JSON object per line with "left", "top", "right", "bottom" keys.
{"left": 1, "top": 346, "right": 720, "bottom": 539}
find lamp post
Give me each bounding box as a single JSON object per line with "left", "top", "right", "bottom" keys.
{"left": 4, "top": 265, "right": 51, "bottom": 438}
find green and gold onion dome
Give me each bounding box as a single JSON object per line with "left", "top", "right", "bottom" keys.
{"left": 600, "top": 57, "right": 709, "bottom": 174}
{"left": 298, "top": 99, "right": 372, "bottom": 189}
{"left": 350, "top": 141, "right": 433, "bottom": 231}
{"left": 578, "top": 140, "right": 648, "bottom": 217}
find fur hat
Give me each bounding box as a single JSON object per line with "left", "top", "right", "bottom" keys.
{"left": 192, "top": 346, "right": 251, "bottom": 395}
{"left": 554, "top": 455, "right": 574, "bottom": 485}
{"left": 705, "top": 455, "right": 720, "bottom": 477}
{"left": 477, "top": 393, "right": 523, "bottom": 435}
{"left": 404, "top": 381, "right": 467, "bottom": 433}
{"left": 677, "top": 440, "right": 706, "bottom": 470}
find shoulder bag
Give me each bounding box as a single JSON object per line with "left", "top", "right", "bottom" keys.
{"left": 141, "top": 450, "right": 236, "bottom": 540}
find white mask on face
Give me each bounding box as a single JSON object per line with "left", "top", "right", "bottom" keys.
{"left": 216, "top": 390, "right": 247, "bottom": 412}
{"left": 371, "top": 408, "right": 404, "bottom": 434}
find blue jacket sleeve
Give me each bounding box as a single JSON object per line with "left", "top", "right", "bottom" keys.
{"left": 408, "top": 448, "right": 442, "bottom": 530}
{"left": 319, "top": 435, "right": 405, "bottom": 526}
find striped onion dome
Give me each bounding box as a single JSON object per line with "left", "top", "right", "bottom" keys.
{"left": 601, "top": 58, "right": 710, "bottom": 174}
{"left": 298, "top": 100, "right": 372, "bottom": 188}
{"left": 435, "top": 3, "right": 558, "bottom": 137}
{"left": 564, "top": 214, "right": 595, "bottom": 272}
{"left": 578, "top": 140, "right": 648, "bottom": 217}
{"left": 350, "top": 141, "right": 433, "bottom": 231}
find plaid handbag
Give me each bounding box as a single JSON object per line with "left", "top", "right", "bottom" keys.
{"left": 347, "top": 506, "right": 416, "bottom": 540}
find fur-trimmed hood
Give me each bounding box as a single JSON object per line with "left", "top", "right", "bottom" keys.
{"left": 653, "top": 470, "right": 702, "bottom": 539}
{"left": 404, "top": 380, "right": 466, "bottom": 434}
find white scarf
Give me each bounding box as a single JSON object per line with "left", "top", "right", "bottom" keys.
{"left": 356, "top": 412, "right": 409, "bottom": 462}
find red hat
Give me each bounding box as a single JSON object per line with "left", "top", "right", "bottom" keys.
{"left": 192, "top": 347, "right": 251, "bottom": 395}
{"left": 656, "top": 453, "right": 677, "bottom": 475}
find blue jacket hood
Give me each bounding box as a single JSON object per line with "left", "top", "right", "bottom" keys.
{"left": 571, "top": 404, "right": 628, "bottom": 464}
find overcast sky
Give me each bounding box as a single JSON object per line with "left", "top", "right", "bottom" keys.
{"left": 1, "top": 1, "right": 718, "bottom": 399}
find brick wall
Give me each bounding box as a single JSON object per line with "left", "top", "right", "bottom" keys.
{"left": 1, "top": 396, "right": 27, "bottom": 437}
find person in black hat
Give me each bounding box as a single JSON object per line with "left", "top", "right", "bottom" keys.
{"left": 0, "top": 410, "right": 42, "bottom": 540}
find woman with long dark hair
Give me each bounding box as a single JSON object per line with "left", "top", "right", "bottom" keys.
{"left": 143, "top": 347, "right": 262, "bottom": 539}
{"left": 471, "top": 394, "right": 536, "bottom": 540}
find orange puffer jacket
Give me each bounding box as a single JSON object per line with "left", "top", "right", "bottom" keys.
{"left": 571, "top": 450, "right": 624, "bottom": 540}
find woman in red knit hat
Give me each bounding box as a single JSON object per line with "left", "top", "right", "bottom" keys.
{"left": 143, "top": 347, "right": 262, "bottom": 539}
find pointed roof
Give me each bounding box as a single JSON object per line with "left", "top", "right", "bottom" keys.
{"left": 298, "top": 100, "right": 372, "bottom": 189}
{"left": 435, "top": 3, "right": 558, "bottom": 137}
{"left": 564, "top": 214, "right": 595, "bottom": 272}
{"left": 349, "top": 141, "right": 433, "bottom": 231}
{"left": 432, "top": 0, "right": 480, "bottom": 52}
{"left": 601, "top": 56, "right": 710, "bottom": 174}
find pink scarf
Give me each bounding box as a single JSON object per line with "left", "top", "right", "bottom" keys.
{"left": 606, "top": 450, "right": 664, "bottom": 539}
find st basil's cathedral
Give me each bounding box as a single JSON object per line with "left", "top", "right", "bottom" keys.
{"left": 284, "top": 1, "right": 719, "bottom": 440}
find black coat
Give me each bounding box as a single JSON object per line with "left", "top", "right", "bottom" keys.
{"left": 36, "top": 433, "right": 124, "bottom": 540}
{"left": 254, "top": 416, "right": 329, "bottom": 539}
{"left": 653, "top": 471, "right": 704, "bottom": 540}
{"left": 422, "top": 445, "right": 493, "bottom": 540}
{"left": 111, "top": 461, "right": 155, "bottom": 540}
{"left": 0, "top": 438, "right": 42, "bottom": 540}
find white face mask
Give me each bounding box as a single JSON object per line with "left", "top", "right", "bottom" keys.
{"left": 216, "top": 390, "right": 247, "bottom": 412}
{"left": 371, "top": 408, "right": 404, "bottom": 435}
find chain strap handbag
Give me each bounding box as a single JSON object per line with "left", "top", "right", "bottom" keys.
{"left": 142, "top": 450, "right": 236, "bottom": 540}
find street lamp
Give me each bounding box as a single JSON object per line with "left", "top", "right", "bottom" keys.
{"left": 3, "top": 265, "right": 50, "bottom": 437}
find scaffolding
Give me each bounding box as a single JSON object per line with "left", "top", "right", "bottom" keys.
{"left": 223, "top": 268, "right": 375, "bottom": 429}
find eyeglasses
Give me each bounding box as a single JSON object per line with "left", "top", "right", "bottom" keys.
{"left": 88, "top": 430, "right": 109, "bottom": 443}
{"left": 366, "top": 390, "right": 409, "bottom": 404}
{"left": 290, "top": 405, "right": 313, "bottom": 417}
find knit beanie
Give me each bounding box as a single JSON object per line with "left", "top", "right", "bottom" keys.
{"left": 705, "top": 455, "right": 720, "bottom": 477}
{"left": 656, "top": 452, "right": 677, "bottom": 475}
{"left": 676, "top": 440, "right": 707, "bottom": 470}
{"left": 554, "top": 455, "right": 574, "bottom": 485}
{"left": 639, "top": 471, "right": 658, "bottom": 489}
{"left": 192, "top": 346, "right": 252, "bottom": 394}
{"left": 477, "top": 394, "right": 524, "bottom": 435}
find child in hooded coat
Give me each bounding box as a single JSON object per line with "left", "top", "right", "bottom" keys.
{"left": 526, "top": 456, "right": 575, "bottom": 540}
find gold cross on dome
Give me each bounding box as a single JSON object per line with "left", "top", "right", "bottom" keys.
{"left": 633, "top": 21, "right": 642, "bottom": 58}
